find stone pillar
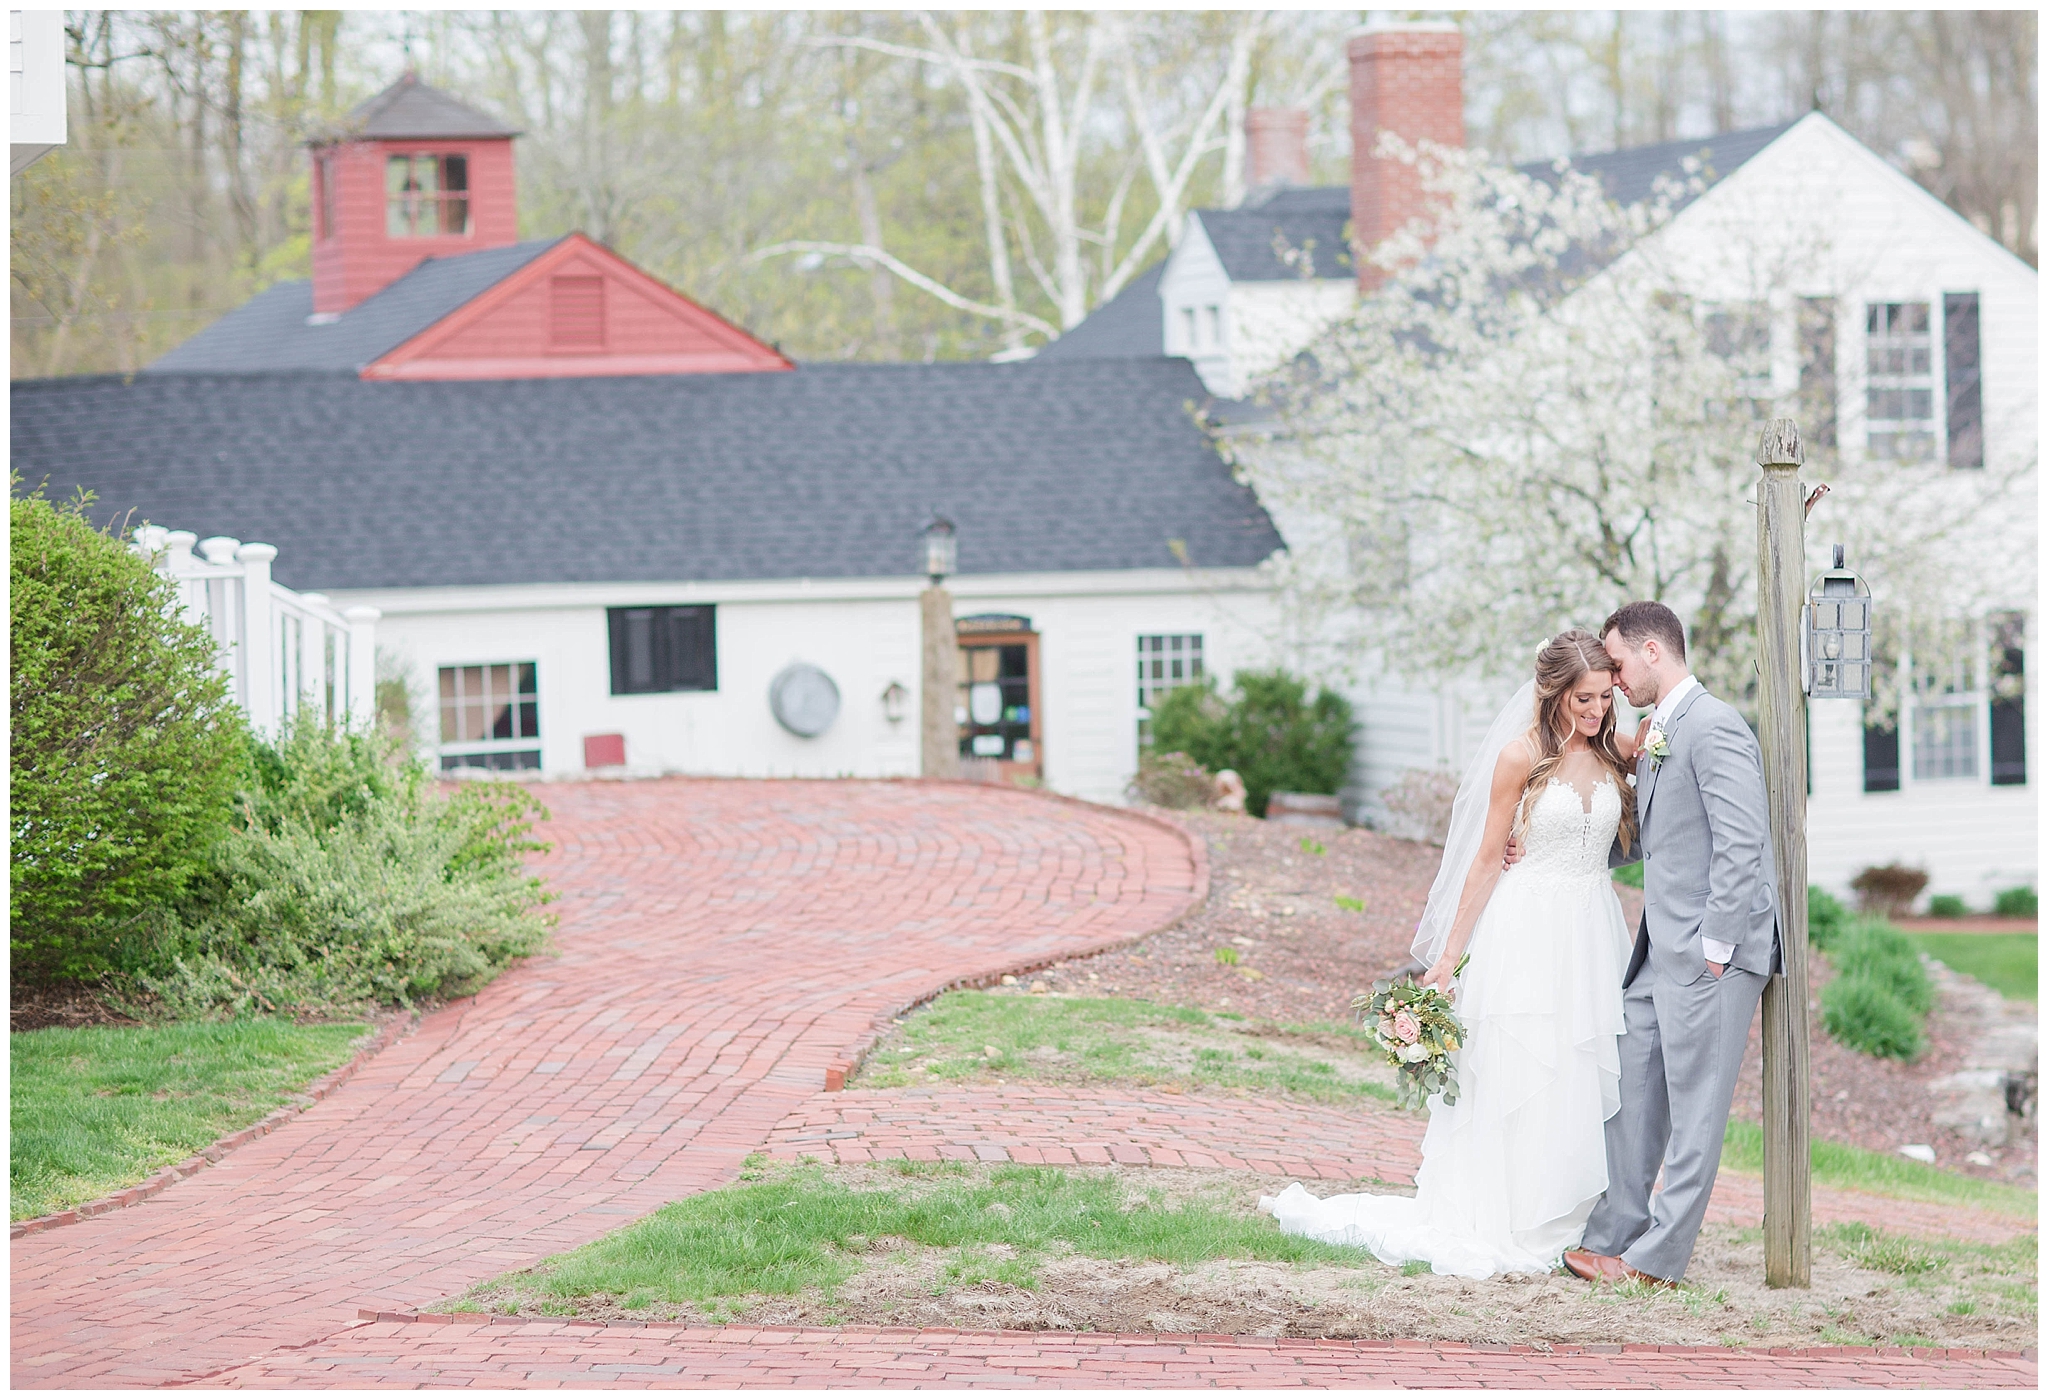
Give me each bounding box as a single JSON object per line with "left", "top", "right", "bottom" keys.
{"left": 920, "top": 586, "right": 958, "bottom": 779}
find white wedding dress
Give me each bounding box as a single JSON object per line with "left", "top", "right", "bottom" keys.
{"left": 1261, "top": 776, "right": 1631, "bottom": 1279}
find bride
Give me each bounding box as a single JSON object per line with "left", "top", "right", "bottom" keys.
{"left": 1261, "top": 630, "right": 1640, "bottom": 1279}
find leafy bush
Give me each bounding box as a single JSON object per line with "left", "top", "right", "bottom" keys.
{"left": 1807, "top": 886, "right": 1850, "bottom": 950}
{"left": 1993, "top": 885, "right": 2037, "bottom": 919}
{"left": 140, "top": 717, "right": 555, "bottom": 1017}
{"left": 1821, "top": 919, "right": 1935, "bottom": 1060}
{"left": 1849, "top": 862, "right": 1929, "bottom": 918}
{"left": 1149, "top": 669, "right": 1353, "bottom": 819}
{"left": 1821, "top": 973, "right": 1925, "bottom": 1061}
{"left": 10, "top": 486, "right": 250, "bottom": 983}
{"left": 1927, "top": 894, "right": 1968, "bottom": 919}
{"left": 1612, "top": 861, "right": 1644, "bottom": 889}
{"left": 1126, "top": 751, "right": 1216, "bottom": 810}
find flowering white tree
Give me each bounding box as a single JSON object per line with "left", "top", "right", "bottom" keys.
{"left": 1233, "top": 140, "right": 2032, "bottom": 710}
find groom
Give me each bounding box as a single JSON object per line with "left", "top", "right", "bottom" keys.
{"left": 1566, "top": 601, "right": 1781, "bottom": 1287}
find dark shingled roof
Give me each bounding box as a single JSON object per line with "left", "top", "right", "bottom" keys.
{"left": 1193, "top": 184, "right": 1352, "bottom": 281}
{"left": 12, "top": 360, "right": 1283, "bottom": 592}
{"left": 1032, "top": 262, "right": 1166, "bottom": 360}
{"left": 149, "top": 239, "right": 562, "bottom": 373}
{"left": 1518, "top": 122, "right": 1794, "bottom": 209}
{"left": 328, "top": 72, "right": 520, "bottom": 141}
{"left": 1045, "top": 123, "right": 1794, "bottom": 351}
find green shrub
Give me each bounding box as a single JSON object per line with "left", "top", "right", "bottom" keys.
{"left": 1822, "top": 973, "right": 1925, "bottom": 1060}
{"left": 1993, "top": 885, "right": 2037, "bottom": 919}
{"left": 143, "top": 716, "right": 555, "bottom": 1017}
{"left": 1836, "top": 920, "right": 1935, "bottom": 1016}
{"left": 1149, "top": 669, "right": 1353, "bottom": 819}
{"left": 1927, "top": 894, "right": 1968, "bottom": 918}
{"left": 1807, "top": 886, "right": 1850, "bottom": 950}
{"left": 1820, "top": 919, "right": 1934, "bottom": 1060}
{"left": 10, "top": 486, "right": 250, "bottom": 983}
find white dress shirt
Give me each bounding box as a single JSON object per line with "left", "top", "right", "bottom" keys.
{"left": 1646, "top": 674, "right": 1733, "bottom": 966}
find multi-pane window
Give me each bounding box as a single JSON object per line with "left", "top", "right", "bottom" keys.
{"left": 607, "top": 606, "right": 716, "bottom": 694}
{"left": 386, "top": 152, "right": 471, "bottom": 238}
{"left": 1865, "top": 302, "right": 1935, "bottom": 461}
{"left": 439, "top": 662, "right": 539, "bottom": 772}
{"left": 1911, "top": 702, "right": 1978, "bottom": 780}
{"left": 1136, "top": 633, "right": 1205, "bottom": 745}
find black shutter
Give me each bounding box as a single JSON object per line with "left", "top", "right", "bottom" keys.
{"left": 1990, "top": 615, "right": 2026, "bottom": 786}
{"left": 1944, "top": 292, "right": 1982, "bottom": 469}
{"left": 1798, "top": 297, "right": 1836, "bottom": 449}
{"left": 664, "top": 606, "right": 718, "bottom": 691}
{"left": 1862, "top": 721, "right": 1901, "bottom": 792}
{"left": 608, "top": 605, "right": 717, "bottom": 693}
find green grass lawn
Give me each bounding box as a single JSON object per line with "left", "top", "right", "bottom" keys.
{"left": 454, "top": 1156, "right": 1362, "bottom": 1317}
{"left": 1908, "top": 933, "right": 2037, "bottom": 1001}
{"left": 10, "top": 1019, "right": 367, "bottom": 1221}
{"left": 857, "top": 990, "right": 1395, "bottom": 1104}
{"left": 1721, "top": 1120, "right": 2036, "bottom": 1220}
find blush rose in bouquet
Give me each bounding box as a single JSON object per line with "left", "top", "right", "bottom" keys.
{"left": 1351, "top": 976, "right": 1466, "bottom": 1111}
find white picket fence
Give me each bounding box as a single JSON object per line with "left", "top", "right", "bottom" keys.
{"left": 133, "top": 527, "right": 379, "bottom": 734}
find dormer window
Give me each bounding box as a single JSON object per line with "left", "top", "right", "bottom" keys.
{"left": 386, "top": 152, "right": 470, "bottom": 238}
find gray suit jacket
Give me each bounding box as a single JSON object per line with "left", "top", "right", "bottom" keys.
{"left": 1622, "top": 684, "right": 1781, "bottom": 988}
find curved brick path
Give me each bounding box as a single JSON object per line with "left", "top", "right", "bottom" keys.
{"left": 12, "top": 780, "right": 2034, "bottom": 1390}
{"left": 11, "top": 781, "right": 1198, "bottom": 1388}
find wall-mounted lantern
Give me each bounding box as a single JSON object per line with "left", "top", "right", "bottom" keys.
{"left": 922, "top": 513, "right": 957, "bottom": 585}
{"left": 880, "top": 680, "right": 908, "bottom": 724}
{"left": 1807, "top": 544, "right": 1873, "bottom": 700}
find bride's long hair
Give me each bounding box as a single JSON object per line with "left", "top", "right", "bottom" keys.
{"left": 1515, "top": 630, "right": 1637, "bottom": 852}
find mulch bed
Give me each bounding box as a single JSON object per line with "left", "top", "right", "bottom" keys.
{"left": 9, "top": 985, "right": 149, "bottom": 1033}
{"left": 1031, "top": 808, "right": 2036, "bottom": 1189}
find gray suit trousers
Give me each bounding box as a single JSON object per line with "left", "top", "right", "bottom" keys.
{"left": 1580, "top": 946, "right": 1766, "bottom": 1281}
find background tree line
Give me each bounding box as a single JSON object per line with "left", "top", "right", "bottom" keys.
{"left": 12, "top": 9, "right": 2036, "bottom": 379}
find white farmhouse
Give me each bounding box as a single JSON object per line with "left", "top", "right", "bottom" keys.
{"left": 1048, "top": 24, "right": 2037, "bottom": 908}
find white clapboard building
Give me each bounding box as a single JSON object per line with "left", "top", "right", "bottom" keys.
{"left": 1043, "top": 24, "right": 2036, "bottom": 907}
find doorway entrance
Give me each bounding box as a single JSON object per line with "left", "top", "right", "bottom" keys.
{"left": 956, "top": 614, "right": 1042, "bottom": 782}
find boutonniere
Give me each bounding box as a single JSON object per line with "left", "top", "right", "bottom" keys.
{"left": 1642, "top": 725, "right": 1670, "bottom": 770}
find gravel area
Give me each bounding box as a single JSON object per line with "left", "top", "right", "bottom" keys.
{"left": 1031, "top": 808, "right": 2037, "bottom": 1188}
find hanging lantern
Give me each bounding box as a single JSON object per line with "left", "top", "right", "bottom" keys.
{"left": 1806, "top": 545, "right": 1873, "bottom": 700}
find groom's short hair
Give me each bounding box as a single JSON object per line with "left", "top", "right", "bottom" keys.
{"left": 1603, "top": 601, "right": 1687, "bottom": 661}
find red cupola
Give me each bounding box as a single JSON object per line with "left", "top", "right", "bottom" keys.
{"left": 310, "top": 72, "right": 522, "bottom": 315}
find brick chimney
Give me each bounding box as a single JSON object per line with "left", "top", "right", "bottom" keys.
{"left": 1348, "top": 22, "right": 1464, "bottom": 290}
{"left": 1245, "top": 108, "right": 1310, "bottom": 197}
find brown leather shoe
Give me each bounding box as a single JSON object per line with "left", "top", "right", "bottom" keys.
{"left": 1562, "top": 1248, "right": 1617, "bottom": 1282}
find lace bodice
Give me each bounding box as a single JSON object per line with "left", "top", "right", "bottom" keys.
{"left": 1512, "top": 778, "right": 1623, "bottom": 889}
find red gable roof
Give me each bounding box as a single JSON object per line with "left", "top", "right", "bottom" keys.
{"left": 361, "top": 234, "right": 792, "bottom": 380}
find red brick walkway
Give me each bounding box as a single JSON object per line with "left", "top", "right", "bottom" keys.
{"left": 221, "top": 1317, "right": 2034, "bottom": 1389}
{"left": 10, "top": 781, "right": 1196, "bottom": 1388}
{"left": 763, "top": 1085, "right": 2034, "bottom": 1245}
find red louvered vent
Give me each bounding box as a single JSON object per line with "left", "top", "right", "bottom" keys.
{"left": 550, "top": 275, "right": 605, "bottom": 349}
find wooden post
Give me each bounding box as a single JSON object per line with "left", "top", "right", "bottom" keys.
{"left": 1755, "top": 417, "right": 1813, "bottom": 1288}
{"left": 920, "top": 585, "right": 959, "bottom": 779}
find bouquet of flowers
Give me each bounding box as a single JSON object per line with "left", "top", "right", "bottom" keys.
{"left": 1352, "top": 975, "right": 1467, "bottom": 1111}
